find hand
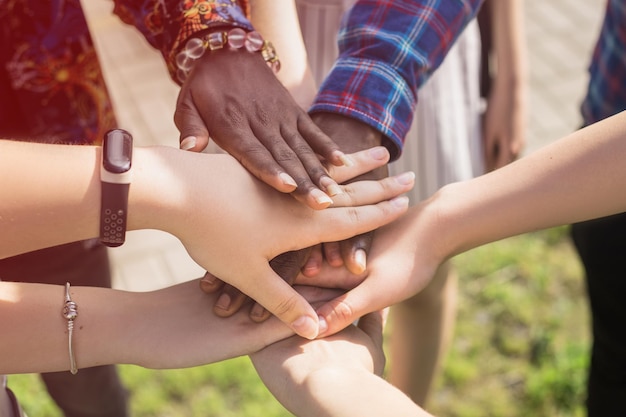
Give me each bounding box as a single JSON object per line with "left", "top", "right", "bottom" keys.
{"left": 161, "top": 146, "right": 413, "bottom": 340}
{"left": 199, "top": 145, "right": 410, "bottom": 327}
{"left": 482, "top": 77, "right": 526, "bottom": 172}
{"left": 304, "top": 112, "right": 388, "bottom": 275}
{"left": 201, "top": 248, "right": 314, "bottom": 323}
{"left": 174, "top": 48, "right": 348, "bottom": 209}
{"left": 131, "top": 282, "right": 345, "bottom": 370}
{"left": 310, "top": 201, "right": 445, "bottom": 337}
{"left": 481, "top": 0, "right": 527, "bottom": 172}
{"left": 201, "top": 114, "right": 389, "bottom": 322}
{"left": 250, "top": 310, "right": 387, "bottom": 415}
{"left": 251, "top": 308, "right": 431, "bottom": 416}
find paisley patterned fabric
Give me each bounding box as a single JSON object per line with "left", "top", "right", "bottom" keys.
{"left": 0, "top": 0, "right": 251, "bottom": 144}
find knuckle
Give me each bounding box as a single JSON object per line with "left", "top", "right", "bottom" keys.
{"left": 272, "top": 145, "right": 298, "bottom": 164}
{"left": 345, "top": 207, "right": 362, "bottom": 225}
{"left": 271, "top": 292, "right": 303, "bottom": 318}
{"left": 330, "top": 300, "right": 355, "bottom": 326}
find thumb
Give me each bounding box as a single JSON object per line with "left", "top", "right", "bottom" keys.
{"left": 315, "top": 281, "right": 379, "bottom": 338}
{"left": 242, "top": 265, "right": 320, "bottom": 340}
{"left": 174, "top": 90, "right": 209, "bottom": 152}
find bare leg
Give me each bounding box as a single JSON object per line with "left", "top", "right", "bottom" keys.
{"left": 388, "top": 261, "right": 458, "bottom": 406}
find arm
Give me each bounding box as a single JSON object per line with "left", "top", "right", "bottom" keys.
{"left": 481, "top": 0, "right": 528, "bottom": 171}
{"left": 113, "top": 0, "right": 348, "bottom": 209}
{"left": 0, "top": 280, "right": 345, "bottom": 374}
{"left": 0, "top": 139, "right": 413, "bottom": 339}
{"left": 248, "top": 0, "right": 317, "bottom": 109}
{"left": 310, "top": 0, "right": 485, "bottom": 159}
{"left": 313, "top": 110, "right": 626, "bottom": 336}
{"left": 251, "top": 311, "right": 432, "bottom": 417}
{"left": 305, "top": 0, "right": 484, "bottom": 275}
{"left": 0, "top": 279, "right": 283, "bottom": 374}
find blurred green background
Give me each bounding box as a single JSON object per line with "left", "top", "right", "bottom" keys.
{"left": 9, "top": 226, "right": 589, "bottom": 417}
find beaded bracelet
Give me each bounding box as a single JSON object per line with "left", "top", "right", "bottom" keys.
{"left": 62, "top": 282, "right": 79, "bottom": 375}
{"left": 175, "top": 27, "right": 281, "bottom": 82}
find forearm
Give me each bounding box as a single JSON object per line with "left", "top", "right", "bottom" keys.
{"left": 249, "top": 0, "right": 317, "bottom": 108}
{"left": 0, "top": 279, "right": 293, "bottom": 374}
{"left": 293, "top": 368, "right": 432, "bottom": 417}
{"left": 311, "top": 0, "right": 484, "bottom": 158}
{"left": 0, "top": 281, "right": 143, "bottom": 374}
{"left": 435, "top": 111, "right": 626, "bottom": 258}
{"left": 0, "top": 141, "right": 178, "bottom": 258}
{"left": 490, "top": 0, "right": 527, "bottom": 87}
{"left": 0, "top": 140, "right": 101, "bottom": 257}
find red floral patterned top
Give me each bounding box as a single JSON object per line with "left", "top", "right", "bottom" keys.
{"left": 0, "top": 0, "right": 251, "bottom": 144}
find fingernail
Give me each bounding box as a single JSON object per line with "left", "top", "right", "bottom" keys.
{"left": 215, "top": 293, "right": 231, "bottom": 311}
{"left": 391, "top": 196, "right": 410, "bottom": 208}
{"left": 335, "top": 151, "right": 354, "bottom": 167}
{"left": 279, "top": 172, "right": 298, "bottom": 188}
{"left": 250, "top": 303, "right": 266, "bottom": 319}
{"left": 320, "top": 176, "right": 343, "bottom": 197}
{"left": 318, "top": 315, "right": 328, "bottom": 336}
{"left": 354, "top": 249, "right": 366, "bottom": 272}
{"left": 311, "top": 189, "right": 333, "bottom": 206}
{"left": 369, "top": 146, "right": 388, "bottom": 160}
{"left": 180, "top": 136, "right": 197, "bottom": 150}
{"left": 326, "top": 183, "right": 343, "bottom": 197}
{"left": 291, "top": 315, "right": 319, "bottom": 340}
{"left": 201, "top": 272, "right": 215, "bottom": 285}
{"left": 395, "top": 171, "right": 415, "bottom": 185}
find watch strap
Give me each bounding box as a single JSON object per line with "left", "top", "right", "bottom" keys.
{"left": 99, "top": 129, "right": 133, "bottom": 247}
{"left": 100, "top": 181, "right": 130, "bottom": 247}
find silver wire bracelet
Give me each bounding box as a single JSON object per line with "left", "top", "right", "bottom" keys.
{"left": 62, "top": 282, "right": 79, "bottom": 374}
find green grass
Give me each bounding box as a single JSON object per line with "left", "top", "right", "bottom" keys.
{"left": 8, "top": 227, "right": 590, "bottom": 417}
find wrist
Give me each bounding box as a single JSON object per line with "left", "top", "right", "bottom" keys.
{"left": 175, "top": 27, "right": 280, "bottom": 83}
{"left": 127, "top": 146, "right": 188, "bottom": 235}
{"left": 422, "top": 183, "right": 467, "bottom": 262}
{"left": 70, "top": 287, "right": 144, "bottom": 368}
{"left": 310, "top": 112, "right": 383, "bottom": 152}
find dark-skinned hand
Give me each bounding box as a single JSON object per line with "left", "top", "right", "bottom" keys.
{"left": 174, "top": 47, "right": 350, "bottom": 209}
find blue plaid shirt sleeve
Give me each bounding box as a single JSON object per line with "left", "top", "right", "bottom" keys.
{"left": 581, "top": 0, "right": 626, "bottom": 126}
{"left": 310, "top": 0, "right": 483, "bottom": 159}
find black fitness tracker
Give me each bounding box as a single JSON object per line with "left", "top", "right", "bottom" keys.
{"left": 100, "top": 129, "right": 133, "bottom": 247}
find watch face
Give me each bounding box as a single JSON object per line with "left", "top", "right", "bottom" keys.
{"left": 103, "top": 129, "right": 133, "bottom": 173}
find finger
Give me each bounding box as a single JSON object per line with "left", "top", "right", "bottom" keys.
{"left": 275, "top": 123, "right": 343, "bottom": 197}
{"left": 295, "top": 261, "right": 367, "bottom": 290}
{"left": 340, "top": 232, "right": 374, "bottom": 275}
{"left": 294, "top": 285, "right": 345, "bottom": 304}
{"left": 303, "top": 197, "right": 410, "bottom": 249}
{"left": 174, "top": 90, "right": 210, "bottom": 152}
{"left": 322, "top": 241, "right": 344, "bottom": 267}
{"left": 249, "top": 302, "right": 273, "bottom": 323}
{"left": 243, "top": 266, "right": 321, "bottom": 340}
{"left": 326, "top": 146, "right": 390, "bottom": 184}
{"left": 213, "top": 283, "right": 250, "bottom": 318}
{"left": 250, "top": 249, "right": 311, "bottom": 323}
{"left": 497, "top": 144, "right": 510, "bottom": 170}
{"left": 316, "top": 283, "right": 381, "bottom": 338}
{"left": 330, "top": 171, "right": 415, "bottom": 208}
{"left": 199, "top": 271, "right": 224, "bottom": 294}
{"left": 219, "top": 133, "right": 300, "bottom": 195}
{"left": 250, "top": 127, "right": 333, "bottom": 209}
{"left": 297, "top": 113, "right": 348, "bottom": 167}
{"left": 300, "top": 244, "right": 323, "bottom": 278}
